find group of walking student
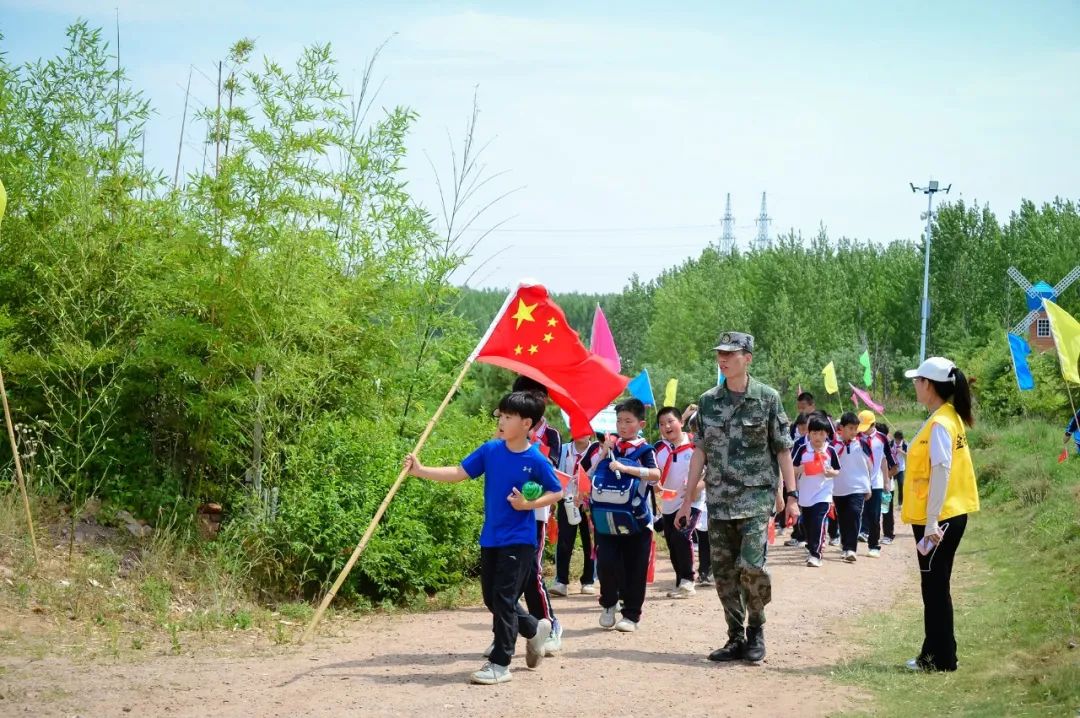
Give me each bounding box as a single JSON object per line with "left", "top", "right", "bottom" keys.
{"left": 403, "top": 330, "right": 976, "bottom": 685}
{"left": 781, "top": 394, "right": 907, "bottom": 567}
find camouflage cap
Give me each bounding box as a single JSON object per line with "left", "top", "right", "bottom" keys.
{"left": 713, "top": 331, "right": 754, "bottom": 353}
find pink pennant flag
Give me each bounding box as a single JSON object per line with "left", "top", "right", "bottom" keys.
{"left": 590, "top": 305, "right": 621, "bottom": 374}
{"left": 849, "top": 383, "right": 884, "bottom": 413}
{"left": 850, "top": 389, "right": 860, "bottom": 409}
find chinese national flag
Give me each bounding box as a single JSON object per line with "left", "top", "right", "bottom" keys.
{"left": 474, "top": 284, "right": 629, "bottom": 437}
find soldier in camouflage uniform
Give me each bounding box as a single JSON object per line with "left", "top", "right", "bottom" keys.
{"left": 676, "top": 331, "right": 798, "bottom": 664}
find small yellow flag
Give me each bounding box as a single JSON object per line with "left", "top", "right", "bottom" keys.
{"left": 663, "top": 378, "right": 678, "bottom": 407}
{"left": 822, "top": 361, "right": 839, "bottom": 395}
{"left": 1043, "top": 299, "right": 1080, "bottom": 384}
{"left": 0, "top": 177, "right": 7, "bottom": 226}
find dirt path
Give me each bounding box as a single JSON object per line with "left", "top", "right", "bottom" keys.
{"left": 3, "top": 524, "right": 916, "bottom": 717}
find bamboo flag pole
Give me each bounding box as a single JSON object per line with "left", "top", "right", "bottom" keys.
{"left": 0, "top": 181, "right": 35, "bottom": 563}
{"left": 300, "top": 286, "right": 519, "bottom": 644}
{"left": 0, "top": 366, "right": 39, "bottom": 565}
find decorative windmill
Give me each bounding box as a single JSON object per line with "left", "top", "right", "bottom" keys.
{"left": 1008, "top": 265, "right": 1080, "bottom": 351}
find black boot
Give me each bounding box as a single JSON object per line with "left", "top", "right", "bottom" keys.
{"left": 745, "top": 626, "right": 766, "bottom": 663}
{"left": 708, "top": 635, "right": 745, "bottom": 662}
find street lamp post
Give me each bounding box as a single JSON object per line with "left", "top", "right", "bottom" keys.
{"left": 910, "top": 180, "right": 951, "bottom": 363}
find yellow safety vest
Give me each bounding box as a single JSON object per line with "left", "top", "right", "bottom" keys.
{"left": 901, "top": 402, "right": 979, "bottom": 525}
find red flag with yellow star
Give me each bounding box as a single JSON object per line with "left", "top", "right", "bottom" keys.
{"left": 473, "top": 283, "right": 629, "bottom": 437}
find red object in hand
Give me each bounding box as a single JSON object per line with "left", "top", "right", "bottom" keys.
{"left": 786, "top": 512, "right": 796, "bottom": 528}
{"left": 1059, "top": 448, "right": 1070, "bottom": 464}
{"left": 767, "top": 517, "right": 776, "bottom": 545}
{"left": 804, "top": 453, "right": 825, "bottom": 475}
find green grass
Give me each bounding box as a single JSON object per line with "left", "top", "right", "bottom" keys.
{"left": 835, "top": 419, "right": 1080, "bottom": 717}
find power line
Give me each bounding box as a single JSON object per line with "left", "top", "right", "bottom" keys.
{"left": 452, "top": 222, "right": 734, "bottom": 234}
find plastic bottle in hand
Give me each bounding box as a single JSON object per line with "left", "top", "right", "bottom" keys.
{"left": 565, "top": 495, "right": 582, "bottom": 525}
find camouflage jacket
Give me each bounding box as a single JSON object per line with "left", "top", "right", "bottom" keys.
{"left": 692, "top": 375, "right": 793, "bottom": 520}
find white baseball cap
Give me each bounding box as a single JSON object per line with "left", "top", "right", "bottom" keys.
{"left": 904, "top": 356, "right": 956, "bottom": 383}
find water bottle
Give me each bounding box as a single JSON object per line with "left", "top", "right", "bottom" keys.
{"left": 881, "top": 491, "right": 892, "bottom": 513}
{"left": 565, "top": 496, "right": 582, "bottom": 525}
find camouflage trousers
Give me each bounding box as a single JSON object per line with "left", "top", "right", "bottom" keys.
{"left": 708, "top": 515, "right": 772, "bottom": 640}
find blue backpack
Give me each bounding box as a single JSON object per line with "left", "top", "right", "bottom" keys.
{"left": 590, "top": 443, "right": 654, "bottom": 536}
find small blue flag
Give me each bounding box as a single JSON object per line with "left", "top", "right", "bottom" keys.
{"left": 1007, "top": 333, "right": 1035, "bottom": 391}
{"left": 627, "top": 369, "right": 655, "bottom": 406}
{"left": 717, "top": 365, "right": 725, "bottom": 386}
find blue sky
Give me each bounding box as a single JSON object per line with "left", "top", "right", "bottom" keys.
{"left": 3, "top": 1, "right": 1079, "bottom": 292}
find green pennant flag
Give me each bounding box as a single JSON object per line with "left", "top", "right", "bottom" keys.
{"left": 858, "top": 350, "right": 872, "bottom": 387}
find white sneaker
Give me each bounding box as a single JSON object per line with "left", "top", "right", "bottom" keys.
{"left": 470, "top": 661, "right": 511, "bottom": 685}
{"left": 666, "top": 579, "right": 696, "bottom": 599}
{"left": 783, "top": 538, "right": 800, "bottom": 547}
{"left": 599, "top": 605, "right": 618, "bottom": 629}
{"left": 543, "top": 622, "right": 563, "bottom": 657}
{"left": 805, "top": 556, "right": 823, "bottom": 568}
{"left": 828, "top": 537, "right": 840, "bottom": 547}
{"left": 881, "top": 537, "right": 894, "bottom": 545}
{"left": 580, "top": 583, "right": 596, "bottom": 595}
{"left": 843, "top": 550, "right": 857, "bottom": 563}
{"left": 549, "top": 582, "right": 568, "bottom": 597}
{"left": 614, "top": 618, "right": 638, "bottom": 632}
{"left": 525, "top": 619, "right": 551, "bottom": 668}
{"left": 868, "top": 548, "right": 881, "bottom": 558}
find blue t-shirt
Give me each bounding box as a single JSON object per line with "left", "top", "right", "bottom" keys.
{"left": 461, "top": 440, "right": 562, "bottom": 548}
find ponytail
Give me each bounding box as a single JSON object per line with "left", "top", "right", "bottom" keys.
{"left": 929, "top": 367, "right": 974, "bottom": 427}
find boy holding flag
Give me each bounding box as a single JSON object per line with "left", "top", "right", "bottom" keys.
{"left": 404, "top": 391, "right": 563, "bottom": 685}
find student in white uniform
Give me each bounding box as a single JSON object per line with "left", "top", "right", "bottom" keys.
{"left": 655, "top": 406, "right": 706, "bottom": 598}
{"left": 831, "top": 412, "right": 873, "bottom": 562}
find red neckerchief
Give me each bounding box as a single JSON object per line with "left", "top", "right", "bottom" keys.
{"left": 835, "top": 438, "right": 856, "bottom": 455}
{"left": 531, "top": 418, "right": 551, "bottom": 458}
{"left": 658, "top": 437, "right": 694, "bottom": 485}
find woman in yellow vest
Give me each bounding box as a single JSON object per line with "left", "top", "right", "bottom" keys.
{"left": 902, "top": 356, "right": 979, "bottom": 672}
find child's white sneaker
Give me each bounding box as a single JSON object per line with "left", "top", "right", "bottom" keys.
{"left": 828, "top": 537, "right": 840, "bottom": 547}
{"left": 614, "top": 618, "right": 637, "bottom": 632}
{"left": 842, "top": 550, "right": 857, "bottom": 563}
{"left": 599, "top": 605, "right": 618, "bottom": 629}
{"left": 525, "top": 619, "right": 551, "bottom": 668}
{"left": 666, "top": 580, "right": 696, "bottom": 599}
{"left": 805, "top": 556, "right": 823, "bottom": 568}
{"left": 580, "top": 583, "right": 596, "bottom": 595}
{"left": 868, "top": 548, "right": 881, "bottom": 558}
{"left": 549, "top": 581, "right": 568, "bottom": 597}
{"left": 543, "top": 622, "right": 562, "bottom": 656}
{"left": 470, "top": 661, "right": 511, "bottom": 685}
